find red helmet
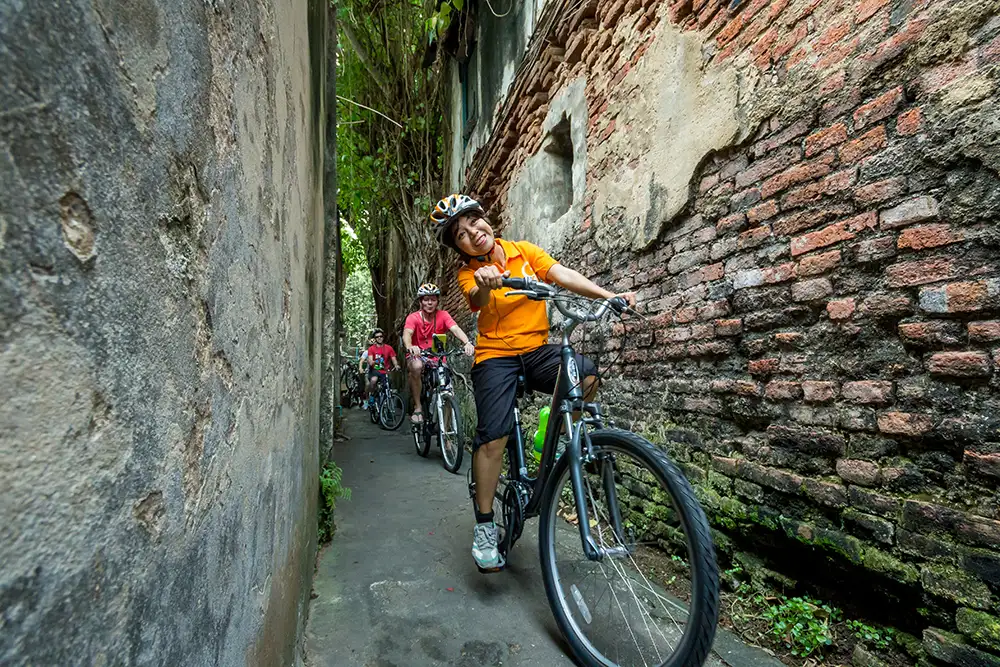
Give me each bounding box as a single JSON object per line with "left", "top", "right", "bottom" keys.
{"left": 429, "top": 194, "right": 483, "bottom": 243}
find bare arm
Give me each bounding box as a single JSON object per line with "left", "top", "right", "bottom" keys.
{"left": 547, "top": 264, "right": 637, "bottom": 305}
{"left": 448, "top": 324, "right": 471, "bottom": 346}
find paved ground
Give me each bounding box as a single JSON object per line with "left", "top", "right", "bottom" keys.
{"left": 304, "top": 410, "right": 784, "bottom": 667}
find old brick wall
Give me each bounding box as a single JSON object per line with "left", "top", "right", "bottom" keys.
{"left": 446, "top": 0, "right": 1000, "bottom": 658}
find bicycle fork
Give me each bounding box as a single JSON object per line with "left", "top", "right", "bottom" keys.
{"left": 565, "top": 413, "right": 630, "bottom": 562}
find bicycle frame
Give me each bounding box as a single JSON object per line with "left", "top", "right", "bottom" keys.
{"left": 507, "top": 318, "right": 628, "bottom": 563}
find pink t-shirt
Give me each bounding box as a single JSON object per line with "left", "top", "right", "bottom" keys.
{"left": 366, "top": 344, "right": 396, "bottom": 373}
{"left": 404, "top": 309, "right": 457, "bottom": 351}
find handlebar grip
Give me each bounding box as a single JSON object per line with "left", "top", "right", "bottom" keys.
{"left": 609, "top": 296, "right": 628, "bottom": 314}
{"left": 501, "top": 277, "right": 528, "bottom": 289}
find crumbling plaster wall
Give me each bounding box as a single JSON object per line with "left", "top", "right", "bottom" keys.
{"left": 0, "top": 0, "right": 326, "bottom": 664}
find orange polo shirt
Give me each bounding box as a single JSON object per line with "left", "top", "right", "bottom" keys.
{"left": 457, "top": 238, "right": 559, "bottom": 364}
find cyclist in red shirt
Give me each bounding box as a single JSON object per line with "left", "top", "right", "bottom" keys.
{"left": 402, "top": 283, "right": 476, "bottom": 423}
{"left": 365, "top": 328, "right": 400, "bottom": 401}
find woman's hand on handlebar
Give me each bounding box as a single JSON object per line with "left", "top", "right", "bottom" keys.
{"left": 463, "top": 342, "right": 476, "bottom": 357}
{"left": 474, "top": 266, "right": 509, "bottom": 291}
{"left": 615, "top": 291, "right": 637, "bottom": 308}
{"left": 408, "top": 345, "right": 422, "bottom": 357}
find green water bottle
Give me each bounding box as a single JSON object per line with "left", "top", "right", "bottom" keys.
{"left": 531, "top": 406, "right": 550, "bottom": 461}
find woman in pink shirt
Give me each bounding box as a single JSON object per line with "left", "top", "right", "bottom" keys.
{"left": 403, "top": 283, "right": 476, "bottom": 423}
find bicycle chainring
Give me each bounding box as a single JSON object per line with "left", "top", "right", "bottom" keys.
{"left": 500, "top": 480, "right": 529, "bottom": 557}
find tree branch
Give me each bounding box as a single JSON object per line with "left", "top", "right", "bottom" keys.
{"left": 341, "top": 19, "right": 391, "bottom": 93}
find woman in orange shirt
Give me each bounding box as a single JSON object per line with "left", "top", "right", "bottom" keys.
{"left": 430, "top": 194, "right": 636, "bottom": 572}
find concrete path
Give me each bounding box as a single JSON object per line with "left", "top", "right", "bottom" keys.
{"left": 304, "top": 410, "right": 783, "bottom": 667}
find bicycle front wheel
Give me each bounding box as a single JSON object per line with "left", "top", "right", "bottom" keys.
{"left": 539, "top": 428, "right": 719, "bottom": 667}
{"left": 380, "top": 391, "right": 405, "bottom": 430}
{"left": 439, "top": 394, "right": 464, "bottom": 473}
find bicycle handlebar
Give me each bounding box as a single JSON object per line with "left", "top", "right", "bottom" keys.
{"left": 500, "top": 277, "right": 629, "bottom": 323}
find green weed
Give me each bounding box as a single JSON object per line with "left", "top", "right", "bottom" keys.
{"left": 318, "top": 460, "right": 351, "bottom": 544}
{"left": 763, "top": 596, "right": 842, "bottom": 657}
{"left": 847, "top": 620, "right": 895, "bottom": 651}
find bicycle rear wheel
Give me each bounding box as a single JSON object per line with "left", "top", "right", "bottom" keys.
{"left": 368, "top": 398, "right": 379, "bottom": 424}
{"left": 439, "top": 394, "right": 464, "bottom": 473}
{"left": 380, "top": 391, "right": 405, "bottom": 430}
{"left": 539, "top": 428, "right": 719, "bottom": 667}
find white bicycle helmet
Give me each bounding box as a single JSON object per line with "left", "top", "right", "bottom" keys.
{"left": 429, "top": 193, "right": 484, "bottom": 242}
{"left": 416, "top": 283, "right": 441, "bottom": 298}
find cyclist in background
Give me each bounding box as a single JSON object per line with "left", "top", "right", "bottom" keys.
{"left": 429, "top": 194, "right": 635, "bottom": 572}
{"left": 403, "top": 283, "right": 476, "bottom": 424}
{"left": 366, "top": 328, "right": 400, "bottom": 406}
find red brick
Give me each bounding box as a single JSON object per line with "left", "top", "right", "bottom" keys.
{"left": 840, "top": 126, "right": 887, "bottom": 164}
{"left": 926, "top": 351, "right": 992, "bottom": 377}
{"left": 854, "top": 177, "right": 906, "bottom": 206}
{"left": 782, "top": 181, "right": 824, "bottom": 208}
{"left": 792, "top": 278, "right": 832, "bottom": 302}
{"left": 845, "top": 211, "right": 878, "bottom": 232}
{"left": 766, "top": 381, "right": 802, "bottom": 401}
{"left": 856, "top": 0, "right": 890, "bottom": 22}
{"left": 897, "top": 108, "right": 923, "bottom": 136}
{"left": 814, "top": 20, "right": 850, "bottom": 50}
{"left": 753, "top": 118, "right": 812, "bottom": 158}
{"left": 734, "top": 380, "right": 763, "bottom": 397}
{"left": 661, "top": 327, "right": 693, "bottom": 343}
{"left": 691, "top": 323, "right": 716, "bottom": 339}
{"left": 735, "top": 146, "right": 802, "bottom": 189}
{"left": 815, "top": 38, "right": 860, "bottom": 70}
{"left": 803, "top": 380, "right": 838, "bottom": 403}
{"left": 842, "top": 380, "right": 893, "bottom": 404}
{"left": 823, "top": 168, "right": 858, "bottom": 194}
{"left": 859, "top": 293, "right": 913, "bottom": 318}
{"left": 965, "top": 451, "right": 1000, "bottom": 480}
{"left": 710, "top": 378, "right": 735, "bottom": 393}
{"left": 797, "top": 249, "right": 841, "bottom": 276}
{"left": 749, "top": 358, "right": 780, "bottom": 375}
{"left": 599, "top": 118, "right": 617, "bottom": 143}
{"left": 763, "top": 262, "right": 796, "bottom": 284}
{"left": 878, "top": 411, "right": 933, "bottom": 436}
{"left": 775, "top": 332, "right": 805, "bottom": 347}
{"left": 738, "top": 225, "right": 772, "bottom": 249}
{"left": 885, "top": 259, "right": 956, "bottom": 288}
{"left": 761, "top": 156, "right": 834, "bottom": 198}
{"left": 717, "top": 212, "right": 748, "bottom": 234}
{"left": 772, "top": 208, "right": 839, "bottom": 237}
{"left": 748, "top": 200, "right": 779, "bottom": 223}
{"left": 898, "top": 224, "right": 963, "bottom": 250}
{"left": 675, "top": 307, "right": 699, "bottom": 323}
{"left": 715, "top": 318, "right": 743, "bottom": 336}
{"left": 968, "top": 321, "right": 1000, "bottom": 343}
{"left": 920, "top": 280, "right": 995, "bottom": 314}
{"left": 921, "top": 58, "right": 976, "bottom": 94}
{"left": 791, "top": 221, "right": 854, "bottom": 256}
{"left": 827, "top": 298, "right": 856, "bottom": 321}
{"left": 898, "top": 321, "right": 963, "bottom": 347}
{"left": 773, "top": 21, "right": 808, "bottom": 60}
{"left": 836, "top": 459, "right": 881, "bottom": 486}
{"left": 820, "top": 71, "right": 846, "bottom": 95}
{"left": 854, "top": 87, "right": 903, "bottom": 130}
{"left": 702, "top": 262, "right": 725, "bottom": 282}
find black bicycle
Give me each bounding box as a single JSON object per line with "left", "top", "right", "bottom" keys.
{"left": 412, "top": 350, "right": 465, "bottom": 473}
{"left": 368, "top": 372, "right": 405, "bottom": 430}
{"left": 469, "top": 276, "right": 719, "bottom": 667}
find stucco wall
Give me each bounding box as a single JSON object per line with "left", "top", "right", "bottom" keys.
{"left": 0, "top": 0, "right": 326, "bottom": 664}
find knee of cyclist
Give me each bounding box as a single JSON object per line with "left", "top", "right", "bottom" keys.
{"left": 408, "top": 359, "right": 423, "bottom": 373}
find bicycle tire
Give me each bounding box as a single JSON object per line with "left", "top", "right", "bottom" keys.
{"left": 538, "top": 428, "right": 719, "bottom": 667}
{"left": 439, "top": 394, "right": 464, "bottom": 473}
{"left": 380, "top": 391, "right": 405, "bottom": 430}
{"left": 413, "top": 418, "right": 431, "bottom": 457}
{"left": 368, "top": 399, "right": 379, "bottom": 424}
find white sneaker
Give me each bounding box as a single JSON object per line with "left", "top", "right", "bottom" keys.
{"left": 472, "top": 522, "right": 505, "bottom": 571}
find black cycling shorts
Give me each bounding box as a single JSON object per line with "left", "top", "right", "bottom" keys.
{"left": 471, "top": 344, "right": 596, "bottom": 451}
{"left": 367, "top": 369, "right": 386, "bottom": 382}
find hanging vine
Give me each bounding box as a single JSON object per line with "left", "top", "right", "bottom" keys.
{"left": 336, "top": 0, "right": 457, "bottom": 336}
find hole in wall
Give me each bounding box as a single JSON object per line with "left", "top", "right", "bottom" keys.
{"left": 542, "top": 114, "right": 574, "bottom": 220}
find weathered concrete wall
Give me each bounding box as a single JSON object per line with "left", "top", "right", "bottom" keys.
{"left": 0, "top": 0, "right": 326, "bottom": 664}
{"left": 444, "top": 0, "right": 1000, "bottom": 661}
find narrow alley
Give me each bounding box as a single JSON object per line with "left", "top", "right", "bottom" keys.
{"left": 305, "top": 411, "right": 783, "bottom": 667}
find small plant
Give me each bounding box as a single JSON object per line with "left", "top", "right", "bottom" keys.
{"left": 847, "top": 620, "right": 895, "bottom": 651}
{"left": 763, "top": 596, "right": 842, "bottom": 657}
{"left": 318, "top": 461, "right": 351, "bottom": 544}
